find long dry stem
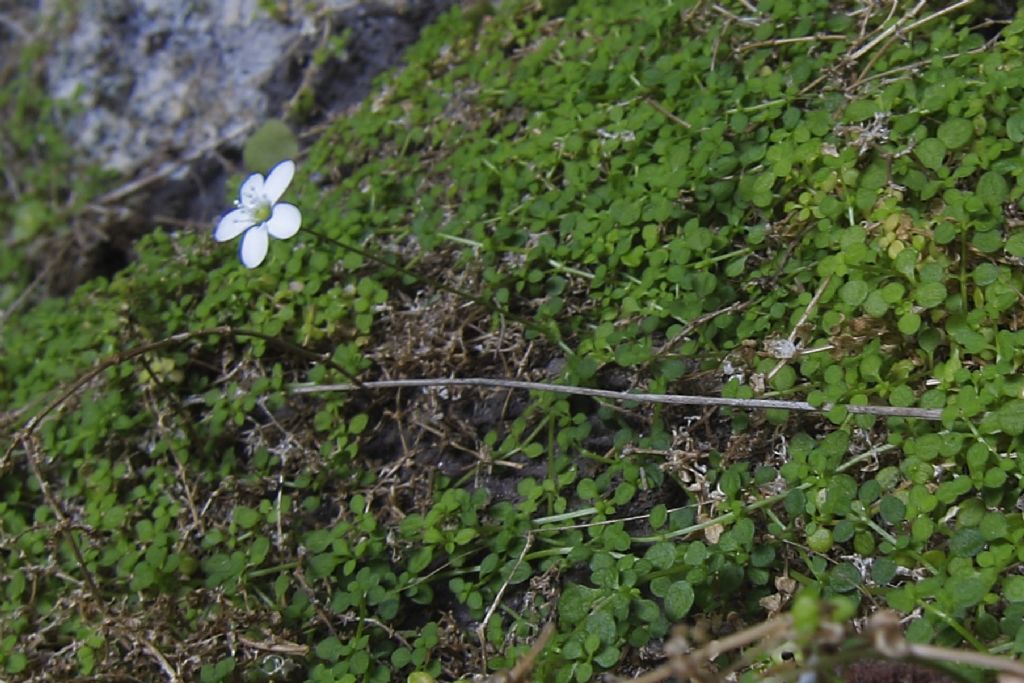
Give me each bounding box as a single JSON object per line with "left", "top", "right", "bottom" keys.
{"left": 292, "top": 377, "right": 944, "bottom": 420}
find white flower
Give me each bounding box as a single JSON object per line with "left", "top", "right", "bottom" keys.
{"left": 213, "top": 160, "right": 301, "bottom": 268}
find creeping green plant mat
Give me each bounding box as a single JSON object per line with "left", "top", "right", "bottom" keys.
{"left": 5, "top": 1, "right": 1024, "bottom": 681}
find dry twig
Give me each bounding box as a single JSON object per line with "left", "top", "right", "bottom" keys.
{"left": 293, "top": 377, "right": 945, "bottom": 421}
{"left": 626, "top": 609, "right": 1024, "bottom": 682}
{"left": 478, "top": 534, "right": 533, "bottom": 672}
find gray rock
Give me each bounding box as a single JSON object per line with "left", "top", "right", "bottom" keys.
{"left": 41, "top": 0, "right": 455, "bottom": 176}
{"left": 26, "top": 0, "right": 455, "bottom": 280}
{"left": 43, "top": 0, "right": 310, "bottom": 174}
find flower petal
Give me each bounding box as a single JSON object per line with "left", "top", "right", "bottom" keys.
{"left": 239, "top": 225, "right": 269, "bottom": 268}
{"left": 213, "top": 208, "right": 255, "bottom": 241}
{"left": 263, "top": 160, "right": 295, "bottom": 204}
{"left": 239, "top": 172, "right": 265, "bottom": 210}
{"left": 266, "top": 203, "right": 301, "bottom": 240}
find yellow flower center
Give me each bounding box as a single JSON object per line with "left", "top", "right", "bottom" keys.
{"left": 251, "top": 202, "right": 271, "bottom": 224}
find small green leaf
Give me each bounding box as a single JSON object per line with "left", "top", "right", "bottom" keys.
{"left": 586, "top": 611, "right": 616, "bottom": 644}
{"left": 898, "top": 312, "right": 921, "bottom": 335}
{"left": 844, "top": 99, "right": 879, "bottom": 122}
{"left": 307, "top": 552, "right": 339, "bottom": 578}
{"left": 6, "top": 571, "right": 26, "bottom": 600}
{"left": 915, "top": 138, "right": 946, "bottom": 170}
{"left": 202, "top": 552, "right": 245, "bottom": 581}
{"left": 839, "top": 279, "right": 869, "bottom": 306}
{"left": 936, "top": 476, "right": 973, "bottom": 503}
{"left": 973, "top": 230, "right": 1003, "bottom": 253}
{"left": 594, "top": 645, "right": 621, "bottom": 668}
{"left": 807, "top": 528, "right": 833, "bottom": 553}
{"left": 350, "top": 650, "right": 370, "bottom": 674}
{"left": 577, "top": 478, "right": 598, "bottom": 500}
{"left": 860, "top": 162, "right": 887, "bottom": 191}
{"left": 949, "top": 528, "right": 985, "bottom": 558}
{"left": 650, "top": 504, "right": 668, "bottom": 530}
{"left": 1005, "top": 576, "right": 1024, "bottom": 602}
{"left": 770, "top": 365, "right": 796, "bottom": 391}
{"left": 234, "top": 506, "right": 261, "bottom": 529}
{"left": 863, "top": 291, "right": 888, "bottom": 317}
{"left": 244, "top": 119, "right": 299, "bottom": 173}
{"left": 937, "top": 118, "right": 973, "bottom": 149}
{"left": 645, "top": 542, "right": 676, "bottom": 570}
{"left": 725, "top": 255, "right": 748, "bottom": 277}
{"left": 996, "top": 400, "right": 1024, "bottom": 436}
{"left": 977, "top": 171, "right": 1008, "bottom": 208}
{"left": 915, "top": 282, "right": 947, "bottom": 309}
{"left": 985, "top": 467, "right": 1007, "bottom": 488}
{"left": 979, "top": 512, "right": 1008, "bottom": 540}
{"left": 828, "top": 562, "right": 861, "bottom": 592}
{"left": 613, "top": 482, "right": 636, "bottom": 505}
{"left": 889, "top": 385, "right": 915, "bottom": 407}
{"left": 559, "top": 584, "right": 598, "bottom": 625}
{"left": 664, "top": 580, "right": 695, "bottom": 620}
{"left": 1006, "top": 232, "right": 1024, "bottom": 257}
{"left": 635, "top": 598, "right": 661, "bottom": 623}
{"left": 409, "top": 547, "right": 433, "bottom": 574}
{"left": 684, "top": 542, "right": 708, "bottom": 565}
{"left": 350, "top": 413, "right": 369, "bottom": 434}
{"left": 77, "top": 645, "right": 96, "bottom": 675}
{"left": 879, "top": 495, "right": 906, "bottom": 524}
{"left": 249, "top": 535, "right": 270, "bottom": 566}
{"left": 200, "top": 657, "right": 236, "bottom": 683}
{"left": 871, "top": 558, "right": 897, "bottom": 585}
{"left": 949, "top": 574, "right": 989, "bottom": 610}
{"left": 610, "top": 199, "right": 642, "bottom": 226}
{"left": 130, "top": 561, "right": 156, "bottom": 591}
{"left": 315, "top": 636, "right": 345, "bottom": 662}
{"left": 453, "top": 528, "right": 477, "bottom": 545}
{"left": 1008, "top": 112, "right": 1024, "bottom": 142}
{"left": 880, "top": 282, "right": 906, "bottom": 303}
{"left": 5, "top": 652, "right": 27, "bottom": 674}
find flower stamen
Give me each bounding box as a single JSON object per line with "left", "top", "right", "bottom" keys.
{"left": 250, "top": 203, "right": 271, "bottom": 224}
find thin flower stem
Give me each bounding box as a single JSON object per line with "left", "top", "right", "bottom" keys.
{"left": 478, "top": 534, "right": 533, "bottom": 672}
{"left": 547, "top": 258, "right": 595, "bottom": 280}
{"left": 689, "top": 246, "right": 754, "bottom": 269}
{"left": 645, "top": 97, "right": 692, "bottom": 129}
{"left": 437, "top": 232, "right": 488, "bottom": 249}
{"left": 919, "top": 602, "right": 986, "bottom": 652}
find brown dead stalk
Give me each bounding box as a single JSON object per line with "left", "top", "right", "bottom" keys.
{"left": 625, "top": 609, "right": 1024, "bottom": 683}
{"left": 295, "top": 377, "right": 945, "bottom": 421}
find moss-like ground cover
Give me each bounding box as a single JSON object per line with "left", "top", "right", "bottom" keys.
{"left": 6, "top": 0, "right": 1024, "bottom": 680}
